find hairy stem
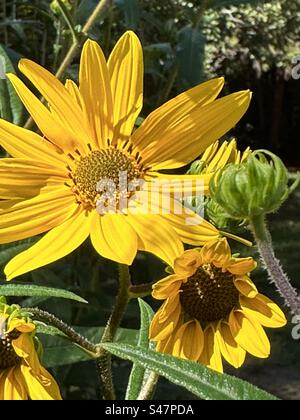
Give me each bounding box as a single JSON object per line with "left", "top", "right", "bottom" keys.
{"left": 250, "top": 214, "right": 300, "bottom": 315}
{"left": 96, "top": 264, "right": 131, "bottom": 400}
{"left": 26, "top": 308, "right": 98, "bottom": 354}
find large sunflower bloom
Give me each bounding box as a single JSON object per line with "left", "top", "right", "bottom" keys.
{"left": 150, "top": 238, "right": 286, "bottom": 373}
{"left": 0, "top": 298, "right": 61, "bottom": 400}
{"left": 0, "top": 31, "right": 251, "bottom": 280}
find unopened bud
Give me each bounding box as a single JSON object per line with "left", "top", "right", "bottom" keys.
{"left": 210, "top": 150, "right": 289, "bottom": 219}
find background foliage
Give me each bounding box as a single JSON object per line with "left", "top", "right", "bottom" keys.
{"left": 0, "top": 0, "right": 299, "bottom": 400}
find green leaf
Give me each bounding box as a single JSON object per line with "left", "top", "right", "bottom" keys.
{"left": 102, "top": 343, "right": 278, "bottom": 400}
{"left": 0, "top": 45, "right": 24, "bottom": 124}
{"left": 36, "top": 323, "right": 66, "bottom": 338}
{"left": 176, "top": 25, "right": 205, "bottom": 90}
{"left": 115, "top": 0, "right": 141, "bottom": 30}
{"left": 0, "top": 238, "right": 39, "bottom": 267}
{"left": 40, "top": 327, "right": 139, "bottom": 368}
{"left": 0, "top": 284, "right": 88, "bottom": 304}
{"left": 125, "top": 299, "right": 154, "bottom": 400}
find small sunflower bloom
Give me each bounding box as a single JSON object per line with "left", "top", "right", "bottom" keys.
{"left": 150, "top": 239, "right": 286, "bottom": 373}
{"left": 0, "top": 298, "right": 61, "bottom": 400}
{"left": 0, "top": 31, "right": 251, "bottom": 279}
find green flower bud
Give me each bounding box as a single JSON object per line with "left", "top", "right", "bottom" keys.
{"left": 209, "top": 150, "right": 289, "bottom": 219}
{"left": 205, "top": 197, "right": 243, "bottom": 230}
{"left": 50, "top": 0, "right": 73, "bottom": 14}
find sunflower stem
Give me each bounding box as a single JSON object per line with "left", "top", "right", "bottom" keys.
{"left": 129, "top": 282, "right": 155, "bottom": 299}
{"left": 137, "top": 372, "right": 159, "bottom": 400}
{"left": 25, "top": 308, "right": 98, "bottom": 354}
{"left": 96, "top": 264, "right": 131, "bottom": 400}
{"left": 250, "top": 214, "right": 300, "bottom": 315}
{"left": 24, "top": 0, "right": 112, "bottom": 130}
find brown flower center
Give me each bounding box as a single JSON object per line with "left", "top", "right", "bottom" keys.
{"left": 68, "top": 147, "right": 144, "bottom": 210}
{"left": 0, "top": 330, "right": 21, "bottom": 370}
{"left": 180, "top": 264, "right": 239, "bottom": 323}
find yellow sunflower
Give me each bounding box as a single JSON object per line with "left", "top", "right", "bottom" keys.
{"left": 0, "top": 298, "right": 61, "bottom": 400}
{"left": 150, "top": 238, "right": 287, "bottom": 373}
{"left": 0, "top": 31, "right": 251, "bottom": 280}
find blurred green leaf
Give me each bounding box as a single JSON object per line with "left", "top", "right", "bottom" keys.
{"left": 125, "top": 299, "right": 154, "bottom": 400}
{"left": 0, "top": 238, "right": 39, "bottom": 267}
{"left": 176, "top": 25, "right": 205, "bottom": 90}
{"left": 102, "top": 343, "right": 278, "bottom": 400}
{"left": 115, "top": 0, "right": 140, "bottom": 30}
{"left": 41, "top": 327, "right": 139, "bottom": 368}
{"left": 0, "top": 45, "right": 24, "bottom": 124}
{"left": 0, "top": 284, "right": 88, "bottom": 303}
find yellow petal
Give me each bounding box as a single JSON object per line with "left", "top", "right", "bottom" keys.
{"left": 161, "top": 208, "right": 220, "bottom": 247}
{"left": 0, "top": 187, "right": 76, "bottom": 245}
{"left": 136, "top": 89, "right": 251, "bottom": 170}
{"left": 0, "top": 368, "right": 28, "bottom": 400}
{"left": 215, "top": 321, "right": 246, "bottom": 368}
{"left": 145, "top": 172, "right": 211, "bottom": 196}
{"left": 152, "top": 274, "right": 183, "bottom": 300}
{"left": 200, "top": 237, "right": 231, "bottom": 266}
{"left": 174, "top": 249, "right": 201, "bottom": 277}
{"left": 20, "top": 364, "right": 62, "bottom": 400}
{"left": 65, "top": 79, "right": 84, "bottom": 108}
{"left": 7, "top": 73, "right": 80, "bottom": 153}
{"left": 18, "top": 59, "right": 92, "bottom": 151}
{"left": 108, "top": 31, "right": 143, "bottom": 142}
{"left": 4, "top": 208, "right": 90, "bottom": 280}
{"left": 205, "top": 139, "right": 237, "bottom": 173}
{"left": 79, "top": 39, "right": 113, "bottom": 149}
{"left": 149, "top": 294, "right": 181, "bottom": 341}
{"left": 0, "top": 158, "right": 67, "bottom": 199}
{"left": 0, "top": 115, "right": 66, "bottom": 166}
{"left": 173, "top": 320, "right": 204, "bottom": 361}
{"left": 234, "top": 275, "right": 258, "bottom": 298}
{"left": 126, "top": 213, "right": 184, "bottom": 267}
{"left": 229, "top": 310, "right": 270, "bottom": 358}
{"left": 90, "top": 212, "right": 138, "bottom": 265}
{"left": 198, "top": 325, "right": 223, "bottom": 373}
{"left": 132, "top": 77, "right": 224, "bottom": 154}
{"left": 240, "top": 293, "right": 287, "bottom": 328}
{"left": 227, "top": 257, "right": 257, "bottom": 275}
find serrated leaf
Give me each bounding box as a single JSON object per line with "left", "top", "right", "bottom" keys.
{"left": 176, "top": 25, "right": 205, "bottom": 90}
{"left": 126, "top": 299, "right": 154, "bottom": 400}
{"left": 0, "top": 45, "right": 24, "bottom": 124}
{"left": 102, "top": 343, "right": 278, "bottom": 400}
{"left": 40, "top": 327, "right": 139, "bottom": 368}
{"left": 0, "top": 284, "right": 88, "bottom": 304}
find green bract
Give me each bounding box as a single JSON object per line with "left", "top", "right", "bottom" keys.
{"left": 210, "top": 150, "right": 289, "bottom": 219}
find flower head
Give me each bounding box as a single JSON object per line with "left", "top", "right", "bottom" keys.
{"left": 209, "top": 150, "right": 289, "bottom": 219}
{"left": 150, "top": 239, "right": 286, "bottom": 373}
{"left": 0, "top": 31, "right": 251, "bottom": 279}
{"left": 0, "top": 298, "right": 61, "bottom": 400}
